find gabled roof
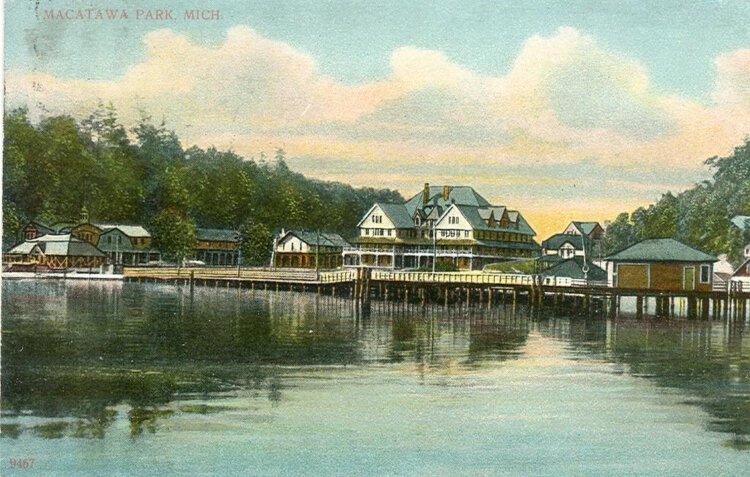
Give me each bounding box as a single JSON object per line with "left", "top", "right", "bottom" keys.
{"left": 442, "top": 204, "right": 536, "bottom": 236}
{"left": 376, "top": 203, "right": 415, "bottom": 228}
{"left": 570, "top": 221, "right": 601, "bottom": 235}
{"left": 7, "top": 242, "right": 42, "bottom": 255}
{"left": 541, "top": 257, "right": 607, "bottom": 281}
{"left": 196, "top": 228, "right": 239, "bottom": 242}
{"left": 404, "top": 186, "right": 491, "bottom": 216}
{"left": 733, "top": 257, "right": 750, "bottom": 277}
{"left": 731, "top": 216, "right": 750, "bottom": 231}
{"left": 9, "top": 234, "right": 105, "bottom": 257}
{"left": 100, "top": 225, "right": 151, "bottom": 238}
{"left": 542, "top": 233, "right": 589, "bottom": 251}
{"left": 280, "top": 230, "right": 350, "bottom": 248}
{"left": 23, "top": 221, "right": 56, "bottom": 235}
{"left": 606, "top": 239, "right": 716, "bottom": 262}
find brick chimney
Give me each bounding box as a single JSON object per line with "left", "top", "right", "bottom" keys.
{"left": 442, "top": 186, "right": 450, "bottom": 201}
{"left": 423, "top": 183, "right": 430, "bottom": 205}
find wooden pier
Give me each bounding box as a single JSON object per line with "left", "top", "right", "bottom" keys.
{"left": 122, "top": 266, "right": 750, "bottom": 321}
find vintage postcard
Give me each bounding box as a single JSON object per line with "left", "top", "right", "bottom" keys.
{"left": 2, "top": 0, "right": 750, "bottom": 475}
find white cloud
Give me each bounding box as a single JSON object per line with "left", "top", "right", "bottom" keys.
{"left": 5, "top": 25, "right": 750, "bottom": 235}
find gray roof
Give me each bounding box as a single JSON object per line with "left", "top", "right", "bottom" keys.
{"left": 196, "top": 228, "right": 239, "bottom": 242}
{"left": 282, "top": 230, "right": 350, "bottom": 248}
{"left": 452, "top": 205, "right": 536, "bottom": 236}
{"left": 24, "top": 221, "right": 56, "bottom": 235}
{"left": 731, "top": 216, "right": 750, "bottom": 231}
{"left": 542, "top": 233, "right": 589, "bottom": 251}
{"left": 541, "top": 257, "right": 607, "bottom": 281}
{"left": 10, "top": 234, "right": 105, "bottom": 257}
{"left": 571, "top": 221, "right": 602, "bottom": 235}
{"left": 404, "top": 186, "right": 491, "bottom": 216}
{"left": 606, "top": 238, "right": 716, "bottom": 262}
{"left": 100, "top": 225, "right": 151, "bottom": 238}
{"left": 7, "top": 242, "right": 41, "bottom": 255}
{"left": 375, "top": 203, "right": 414, "bottom": 229}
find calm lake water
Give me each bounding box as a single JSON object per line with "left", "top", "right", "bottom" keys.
{"left": 2, "top": 279, "right": 749, "bottom": 476}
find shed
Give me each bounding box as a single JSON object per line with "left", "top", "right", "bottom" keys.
{"left": 606, "top": 239, "right": 716, "bottom": 292}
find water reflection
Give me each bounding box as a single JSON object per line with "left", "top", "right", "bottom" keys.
{"left": 2, "top": 280, "right": 749, "bottom": 450}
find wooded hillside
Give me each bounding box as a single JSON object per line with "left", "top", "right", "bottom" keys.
{"left": 602, "top": 139, "right": 750, "bottom": 263}
{"left": 3, "top": 106, "right": 402, "bottom": 263}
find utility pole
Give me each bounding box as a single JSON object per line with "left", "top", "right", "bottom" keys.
{"left": 432, "top": 221, "right": 437, "bottom": 273}
{"left": 235, "top": 230, "right": 243, "bottom": 278}
{"left": 315, "top": 229, "right": 320, "bottom": 272}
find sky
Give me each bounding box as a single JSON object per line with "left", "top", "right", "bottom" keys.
{"left": 4, "top": 0, "right": 750, "bottom": 237}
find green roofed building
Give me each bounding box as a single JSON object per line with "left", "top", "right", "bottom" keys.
{"left": 273, "top": 229, "right": 350, "bottom": 269}
{"left": 194, "top": 228, "right": 240, "bottom": 266}
{"left": 606, "top": 238, "right": 716, "bottom": 292}
{"left": 344, "top": 183, "right": 540, "bottom": 270}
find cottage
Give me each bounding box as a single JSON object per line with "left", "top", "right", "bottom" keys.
{"left": 194, "top": 228, "right": 240, "bottom": 266}
{"left": 98, "top": 226, "right": 161, "bottom": 266}
{"left": 273, "top": 230, "right": 349, "bottom": 269}
{"left": 344, "top": 183, "right": 539, "bottom": 270}
{"left": 541, "top": 233, "right": 591, "bottom": 259}
{"left": 562, "top": 221, "right": 605, "bottom": 240}
{"left": 5, "top": 234, "right": 107, "bottom": 269}
{"left": 605, "top": 238, "right": 716, "bottom": 292}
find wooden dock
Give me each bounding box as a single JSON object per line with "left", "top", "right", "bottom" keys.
{"left": 122, "top": 266, "right": 750, "bottom": 321}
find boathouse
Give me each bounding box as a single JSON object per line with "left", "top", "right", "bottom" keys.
{"left": 5, "top": 234, "right": 107, "bottom": 269}
{"left": 606, "top": 239, "right": 716, "bottom": 292}
{"left": 273, "top": 230, "right": 349, "bottom": 269}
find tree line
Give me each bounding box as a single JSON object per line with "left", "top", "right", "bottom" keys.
{"left": 3, "top": 105, "right": 402, "bottom": 264}
{"left": 601, "top": 138, "right": 750, "bottom": 263}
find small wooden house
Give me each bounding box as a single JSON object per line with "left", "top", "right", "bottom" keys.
{"left": 274, "top": 230, "right": 349, "bottom": 269}
{"left": 541, "top": 233, "right": 590, "bottom": 259}
{"left": 98, "top": 226, "right": 161, "bottom": 266}
{"left": 606, "top": 239, "right": 716, "bottom": 292}
{"left": 563, "top": 221, "right": 605, "bottom": 240}
{"left": 194, "top": 228, "right": 240, "bottom": 266}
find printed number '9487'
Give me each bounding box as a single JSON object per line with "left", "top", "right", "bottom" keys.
{"left": 9, "top": 458, "right": 35, "bottom": 469}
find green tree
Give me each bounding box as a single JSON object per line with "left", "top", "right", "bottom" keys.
{"left": 149, "top": 209, "right": 196, "bottom": 265}
{"left": 240, "top": 221, "right": 273, "bottom": 266}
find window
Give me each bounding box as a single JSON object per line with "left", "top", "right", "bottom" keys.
{"left": 464, "top": 231, "right": 469, "bottom": 238}
{"left": 372, "top": 215, "right": 383, "bottom": 224}
{"left": 448, "top": 216, "right": 459, "bottom": 225}
{"left": 700, "top": 264, "right": 711, "bottom": 284}
{"left": 387, "top": 230, "right": 392, "bottom": 236}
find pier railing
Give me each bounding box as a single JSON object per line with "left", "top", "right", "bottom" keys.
{"left": 371, "top": 270, "right": 534, "bottom": 285}
{"left": 123, "top": 267, "right": 355, "bottom": 284}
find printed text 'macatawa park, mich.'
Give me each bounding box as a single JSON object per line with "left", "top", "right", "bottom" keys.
{"left": 43, "top": 8, "right": 221, "bottom": 21}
